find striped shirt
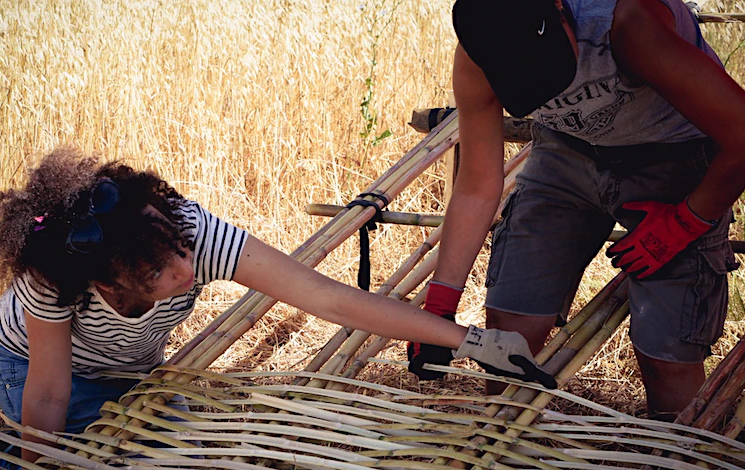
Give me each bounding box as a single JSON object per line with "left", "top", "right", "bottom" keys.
{"left": 0, "top": 199, "right": 248, "bottom": 378}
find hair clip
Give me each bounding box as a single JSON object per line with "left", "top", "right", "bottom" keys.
{"left": 33, "top": 214, "right": 47, "bottom": 232}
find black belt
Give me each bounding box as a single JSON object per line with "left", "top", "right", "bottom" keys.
{"left": 555, "top": 131, "right": 717, "bottom": 172}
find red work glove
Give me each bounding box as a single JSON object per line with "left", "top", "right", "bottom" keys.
{"left": 407, "top": 281, "right": 463, "bottom": 380}
{"left": 606, "top": 199, "right": 714, "bottom": 279}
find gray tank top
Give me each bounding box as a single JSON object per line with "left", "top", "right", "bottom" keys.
{"left": 531, "top": 0, "right": 723, "bottom": 145}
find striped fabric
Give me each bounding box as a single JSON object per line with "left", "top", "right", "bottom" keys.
{"left": 0, "top": 199, "right": 248, "bottom": 378}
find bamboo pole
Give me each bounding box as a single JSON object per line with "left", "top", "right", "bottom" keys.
{"left": 692, "top": 359, "right": 745, "bottom": 431}
{"left": 333, "top": 289, "right": 428, "bottom": 386}
{"left": 163, "top": 121, "right": 452, "bottom": 367}
{"left": 496, "top": 303, "right": 631, "bottom": 440}
{"left": 172, "top": 109, "right": 459, "bottom": 374}
{"left": 326, "top": 165, "right": 529, "bottom": 384}
{"left": 698, "top": 12, "right": 745, "bottom": 22}
{"left": 409, "top": 110, "right": 533, "bottom": 143}
{"left": 306, "top": 204, "right": 444, "bottom": 227}
{"left": 308, "top": 246, "right": 440, "bottom": 383}
{"left": 723, "top": 396, "right": 745, "bottom": 439}
{"left": 303, "top": 208, "right": 745, "bottom": 254}
{"left": 478, "top": 296, "right": 631, "bottom": 461}
{"left": 485, "top": 276, "right": 629, "bottom": 422}
{"left": 638, "top": 335, "right": 745, "bottom": 469}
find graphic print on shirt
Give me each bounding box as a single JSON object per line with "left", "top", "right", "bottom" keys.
{"left": 538, "top": 73, "right": 635, "bottom": 140}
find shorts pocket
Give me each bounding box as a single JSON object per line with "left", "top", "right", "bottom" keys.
{"left": 0, "top": 359, "right": 27, "bottom": 422}
{"left": 486, "top": 183, "right": 524, "bottom": 288}
{"left": 679, "top": 239, "right": 736, "bottom": 346}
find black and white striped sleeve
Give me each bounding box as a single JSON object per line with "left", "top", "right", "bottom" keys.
{"left": 180, "top": 200, "right": 248, "bottom": 284}
{"left": 11, "top": 273, "right": 72, "bottom": 322}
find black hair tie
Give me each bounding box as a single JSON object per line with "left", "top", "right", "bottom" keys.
{"left": 345, "top": 192, "right": 390, "bottom": 291}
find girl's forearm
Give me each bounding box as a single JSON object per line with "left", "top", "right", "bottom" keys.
{"left": 21, "top": 392, "right": 68, "bottom": 462}
{"left": 323, "top": 284, "right": 469, "bottom": 349}
{"left": 233, "top": 238, "right": 469, "bottom": 350}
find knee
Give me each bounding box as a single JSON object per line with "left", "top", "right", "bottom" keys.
{"left": 486, "top": 308, "right": 556, "bottom": 355}
{"left": 636, "top": 350, "right": 704, "bottom": 378}
{"left": 486, "top": 308, "right": 556, "bottom": 331}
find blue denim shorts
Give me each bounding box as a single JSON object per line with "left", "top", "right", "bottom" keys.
{"left": 0, "top": 344, "right": 139, "bottom": 434}
{"left": 485, "top": 124, "right": 738, "bottom": 363}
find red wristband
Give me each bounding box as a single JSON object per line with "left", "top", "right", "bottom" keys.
{"left": 424, "top": 281, "right": 463, "bottom": 317}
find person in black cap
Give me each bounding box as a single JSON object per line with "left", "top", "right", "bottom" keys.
{"left": 407, "top": 0, "right": 745, "bottom": 419}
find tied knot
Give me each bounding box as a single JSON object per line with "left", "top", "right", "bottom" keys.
{"left": 345, "top": 192, "right": 390, "bottom": 291}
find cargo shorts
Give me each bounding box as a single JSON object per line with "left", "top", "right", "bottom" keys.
{"left": 485, "top": 124, "right": 739, "bottom": 363}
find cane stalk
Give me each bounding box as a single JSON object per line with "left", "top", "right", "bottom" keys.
{"left": 295, "top": 227, "right": 441, "bottom": 386}
{"left": 722, "top": 394, "right": 745, "bottom": 439}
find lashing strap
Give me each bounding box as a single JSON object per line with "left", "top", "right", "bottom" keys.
{"left": 345, "top": 192, "right": 390, "bottom": 290}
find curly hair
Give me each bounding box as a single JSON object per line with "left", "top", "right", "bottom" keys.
{"left": 0, "top": 146, "right": 194, "bottom": 307}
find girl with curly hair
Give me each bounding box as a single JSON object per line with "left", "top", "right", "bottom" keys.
{"left": 0, "top": 147, "right": 553, "bottom": 464}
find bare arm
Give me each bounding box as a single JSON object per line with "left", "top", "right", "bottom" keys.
{"left": 21, "top": 312, "right": 72, "bottom": 462}
{"left": 232, "top": 236, "right": 467, "bottom": 349}
{"left": 611, "top": 0, "right": 745, "bottom": 221}
{"left": 432, "top": 44, "right": 506, "bottom": 287}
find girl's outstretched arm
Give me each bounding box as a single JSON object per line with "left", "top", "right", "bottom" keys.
{"left": 232, "top": 235, "right": 556, "bottom": 388}
{"left": 232, "top": 234, "right": 468, "bottom": 349}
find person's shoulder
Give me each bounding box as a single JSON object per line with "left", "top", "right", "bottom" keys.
{"left": 170, "top": 197, "right": 204, "bottom": 221}
{"left": 11, "top": 271, "right": 74, "bottom": 320}
{"left": 170, "top": 197, "right": 199, "bottom": 213}
{"left": 612, "top": 0, "right": 677, "bottom": 30}
{"left": 13, "top": 271, "right": 58, "bottom": 299}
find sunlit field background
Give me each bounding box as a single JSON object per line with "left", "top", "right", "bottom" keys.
{"left": 1, "top": 0, "right": 744, "bottom": 416}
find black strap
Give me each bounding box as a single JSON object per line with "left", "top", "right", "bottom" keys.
{"left": 428, "top": 108, "right": 441, "bottom": 132}
{"left": 428, "top": 107, "right": 456, "bottom": 132}
{"left": 346, "top": 192, "right": 389, "bottom": 290}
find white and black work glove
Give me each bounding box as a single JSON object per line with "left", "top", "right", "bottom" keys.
{"left": 454, "top": 325, "right": 557, "bottom": 389}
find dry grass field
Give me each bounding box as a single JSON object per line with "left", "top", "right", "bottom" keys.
{"left": 1, "top": 0, "right": 745, "bottom": 419}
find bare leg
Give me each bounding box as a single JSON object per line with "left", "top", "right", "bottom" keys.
{"left": 485, "top": 308, "right": 556, "bottom": 395}
{"left": 634, "top": 347, "right": 705, "bottom": 418}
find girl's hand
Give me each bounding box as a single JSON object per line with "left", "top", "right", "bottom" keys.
{"left": 453, "top": 325, "right": 557, "bottom": 389}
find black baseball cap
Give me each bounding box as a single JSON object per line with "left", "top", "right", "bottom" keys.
{"left": 452, "top": 0, "right": 577, "bottom": 117}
